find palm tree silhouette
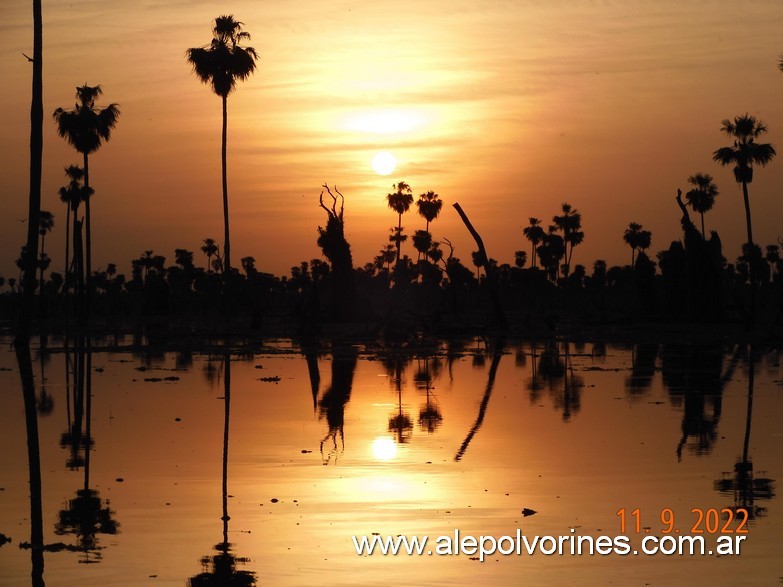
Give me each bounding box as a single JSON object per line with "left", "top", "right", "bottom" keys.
{"left": 37, "top": 210, "right": 54, "bottom": 299}
{"left": 684, "top": 173, "right": 719, "bottom": 238}
{"left": 416, "top": 190, "right": 442, "bottom": 232}
{"left": 712, "top": 114, "right": 775, "bottom": 249}
{"left": 623, "top": 222, "right": 651, "bottom": 266}
{"left": 58, "top": 165, "right": 91, "bottom": 298}
{"left": 386, "top": 181, "right": 413, "bottom": 264}
{"left": 523, "top": 218, "right": 545, "bottom": 268}
{"left": 16, "top": 0, "right": 43, "bottom": 346}
{"left": 187, "top": 16, "right": 259, "bottom": 275}
{"left": 552, "top": 203, "right": 583, "bottom": 277}
{"left": 53, "top": 85, "right": 120, "bottom": 320}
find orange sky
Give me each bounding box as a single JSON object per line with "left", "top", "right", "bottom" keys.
{"left": 2, "top": 0, "right": 783, "bottom": 279}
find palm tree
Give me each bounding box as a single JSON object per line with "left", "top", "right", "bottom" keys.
{"left": 187, "top": 16, "right": 259, "bottom": 275}
{"left": 712, "top": 114, "right": 776, "bottom": 248}
{"left": 685, "top": 173, "right": 719, "bottom": 238}
{"left": 386, "top": 181, "right": 413, "bottom": 264}
{"left": 38, "top": 211, "right": 54, "bottom": 297}
{"left": 553, "top": 203, "right": 583, "bottom": 277}
{"left": 623, "top": 222, "right": 651, "bottom": 266}
{"left": 514, "top": 250, "right": 527, "bottom": 269}
{"left": 201, "top": 238, "right": 219, "bottom": 273}
{"left": 53, "top": 85, "right": 120, "bottom": 319}
{"left": 523, "top": 217, "right": 545, "bottom": 268}
{"left": 416, "top": 190, "right": 442, "bottom": 233}
{"left": 17, "top": 0, "right": 43, "bottom": 345}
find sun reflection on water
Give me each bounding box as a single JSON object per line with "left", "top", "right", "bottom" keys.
{"left": 371, "top": 436, "right": 398, "bottom": 461}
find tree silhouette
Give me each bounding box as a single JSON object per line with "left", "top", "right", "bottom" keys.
{"left": 15, "top": 0, "right": 43, "bottom": 345}
{"left": 553, "top": 203, "right": 583, "bottom": 277}
{"left": 684, "top": 173, "right": 719, "bottom": 238}
{"left": 317, "top": 184, "right": 355, "bottom": 319}
{"left": 386, "top": 181, "right": 413, "bottom": 264}
{"left": 623, "top": 222, "right": 651, "bottom": 266}
{"left": 53, "top": 85, "right": 120, "bottom": 321}
{"left": 523, "top": 217, "right": 545, "bottom": 268}
{"left": 58, "top": 165, "right": 91, "bottom": 300}
{"left": 37, "top": 211, "right": 54, "bottom": 302}
{"left": 416, "top": 189, "right": 442, "bottom": 230}
{"left": 187, "top": 16, "right": 259, "bottom": 275}
{"left": 712, "top": 114, "right": 775, "bottom": 249}
{"left": 514, "top": 250, "right": 527, "bottom": 269}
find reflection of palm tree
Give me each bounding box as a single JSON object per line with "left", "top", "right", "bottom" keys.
{"left": 416, "top": 356, "right": 442, "bottom": 433}
{"left": 53, "top": 85, "right": 120, "bottom": 319}
{"left": 661, "top": 344, "right": 728, "bottom": 461}
{"left": 189, "top": 354, "right": 256, "bottom": 586}
{"left": 36, "top": 334, "right": 54, "bottom": 415}
{"left": 15, "top": 342, "right": 45, "bottom": 586}
{"left": 455, "top": 339, "right": 505, "bottom": 461}
{"left": 55, "top": 343, "right": 119, "bottom": 562}
{"left": 318, "top": 345, "right": 358, "bottom": 464}
{"left": 187, "top": 16, "right": 259, "bottom": 275}
{"left": 714, "top": 347, "right": 775, "bottom": 520}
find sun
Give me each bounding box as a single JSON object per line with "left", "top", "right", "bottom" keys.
{"left": 371, "top": 151, "right": 397, "bottom": 176}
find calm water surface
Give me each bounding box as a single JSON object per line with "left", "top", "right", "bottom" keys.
{"left": 0, "top": 336, "right": 780, "bottom": 586}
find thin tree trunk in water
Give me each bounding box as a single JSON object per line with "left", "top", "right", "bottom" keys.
{"left": 16, "top": 342, "right": 45, "bottom": 586}
{"left": 84, "top": 349, "right": 92, "bottom": 492}
{"left": 742, "top": 348, "right": 754, "bottom": 465}
{"left": 83, "top": 153, "right": 91, "bottom": 323}
{"left": 222, "top": 94, "right": 231, "bottom": 274}
{"left": 16, "top": 0, "right": 44, "bottom": 345}
{"left": 452, "top": 202, "right": 508, "bottom": 330}
{"left": 222, "top": 353, "right": 231, "bottom": 545}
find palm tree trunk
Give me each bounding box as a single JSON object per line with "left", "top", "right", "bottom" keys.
{"left": 221, "top": 94, "right": 231, "bottom": 274}
{"left": 64, "top": 204, "right": 70, "bottom": 295}
{"left": 741, "top": 181, "right": 753, "bottom": 247}
{"left": 83, "top": 152, "right": 91, "bottom": 323}
{"left": 396, "top": 213, "right": 402, "bottom": 264}
{"left": 742, "top": 347, "right": 754, "bottom": 464}
{"left": 16, "top": 0, "right": 43, "bottom": 346}
{"left": 222, "top": 353, "right": 231, "bottom": 545}
{"left": 741, "top": 180, "right": 757, "bottom": 324}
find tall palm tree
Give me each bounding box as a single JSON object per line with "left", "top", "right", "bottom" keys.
{"left": 187, "top": 15, "right": 259, "bottom": 275}
{"left": 17, "top": 0, "right": 44, "bottom": 345}
{"left": 386, "top": 181, "right": 413, "bottom": 263}
{"left": 712, "top": 114, "right": 776, "bottom": 248}
{"left": 523, "top": 217, "right": 545, "bottom": 268}
{"left": 685, "top": 173, "right": 719, "bottom": 238}
{"left": 53, "top": 85, "right": 120, "bottom": 319}
{"left": 58, "top": 166, "right": 91, "bottom": 303}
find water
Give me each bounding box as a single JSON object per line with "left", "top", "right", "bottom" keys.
{"left": 0, "top": 337, "right": 780, "bottom": 586}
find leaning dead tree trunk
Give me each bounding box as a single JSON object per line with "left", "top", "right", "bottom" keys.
{"left": 317, "top": 184, "right": 356, "bottom": 321}
{"left": 453, "top": 202, "right": 508, "bottom": 330}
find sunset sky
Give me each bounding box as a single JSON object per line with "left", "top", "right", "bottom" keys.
{"left": 2, "top": 0, "right": 783, "bottom": 280}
